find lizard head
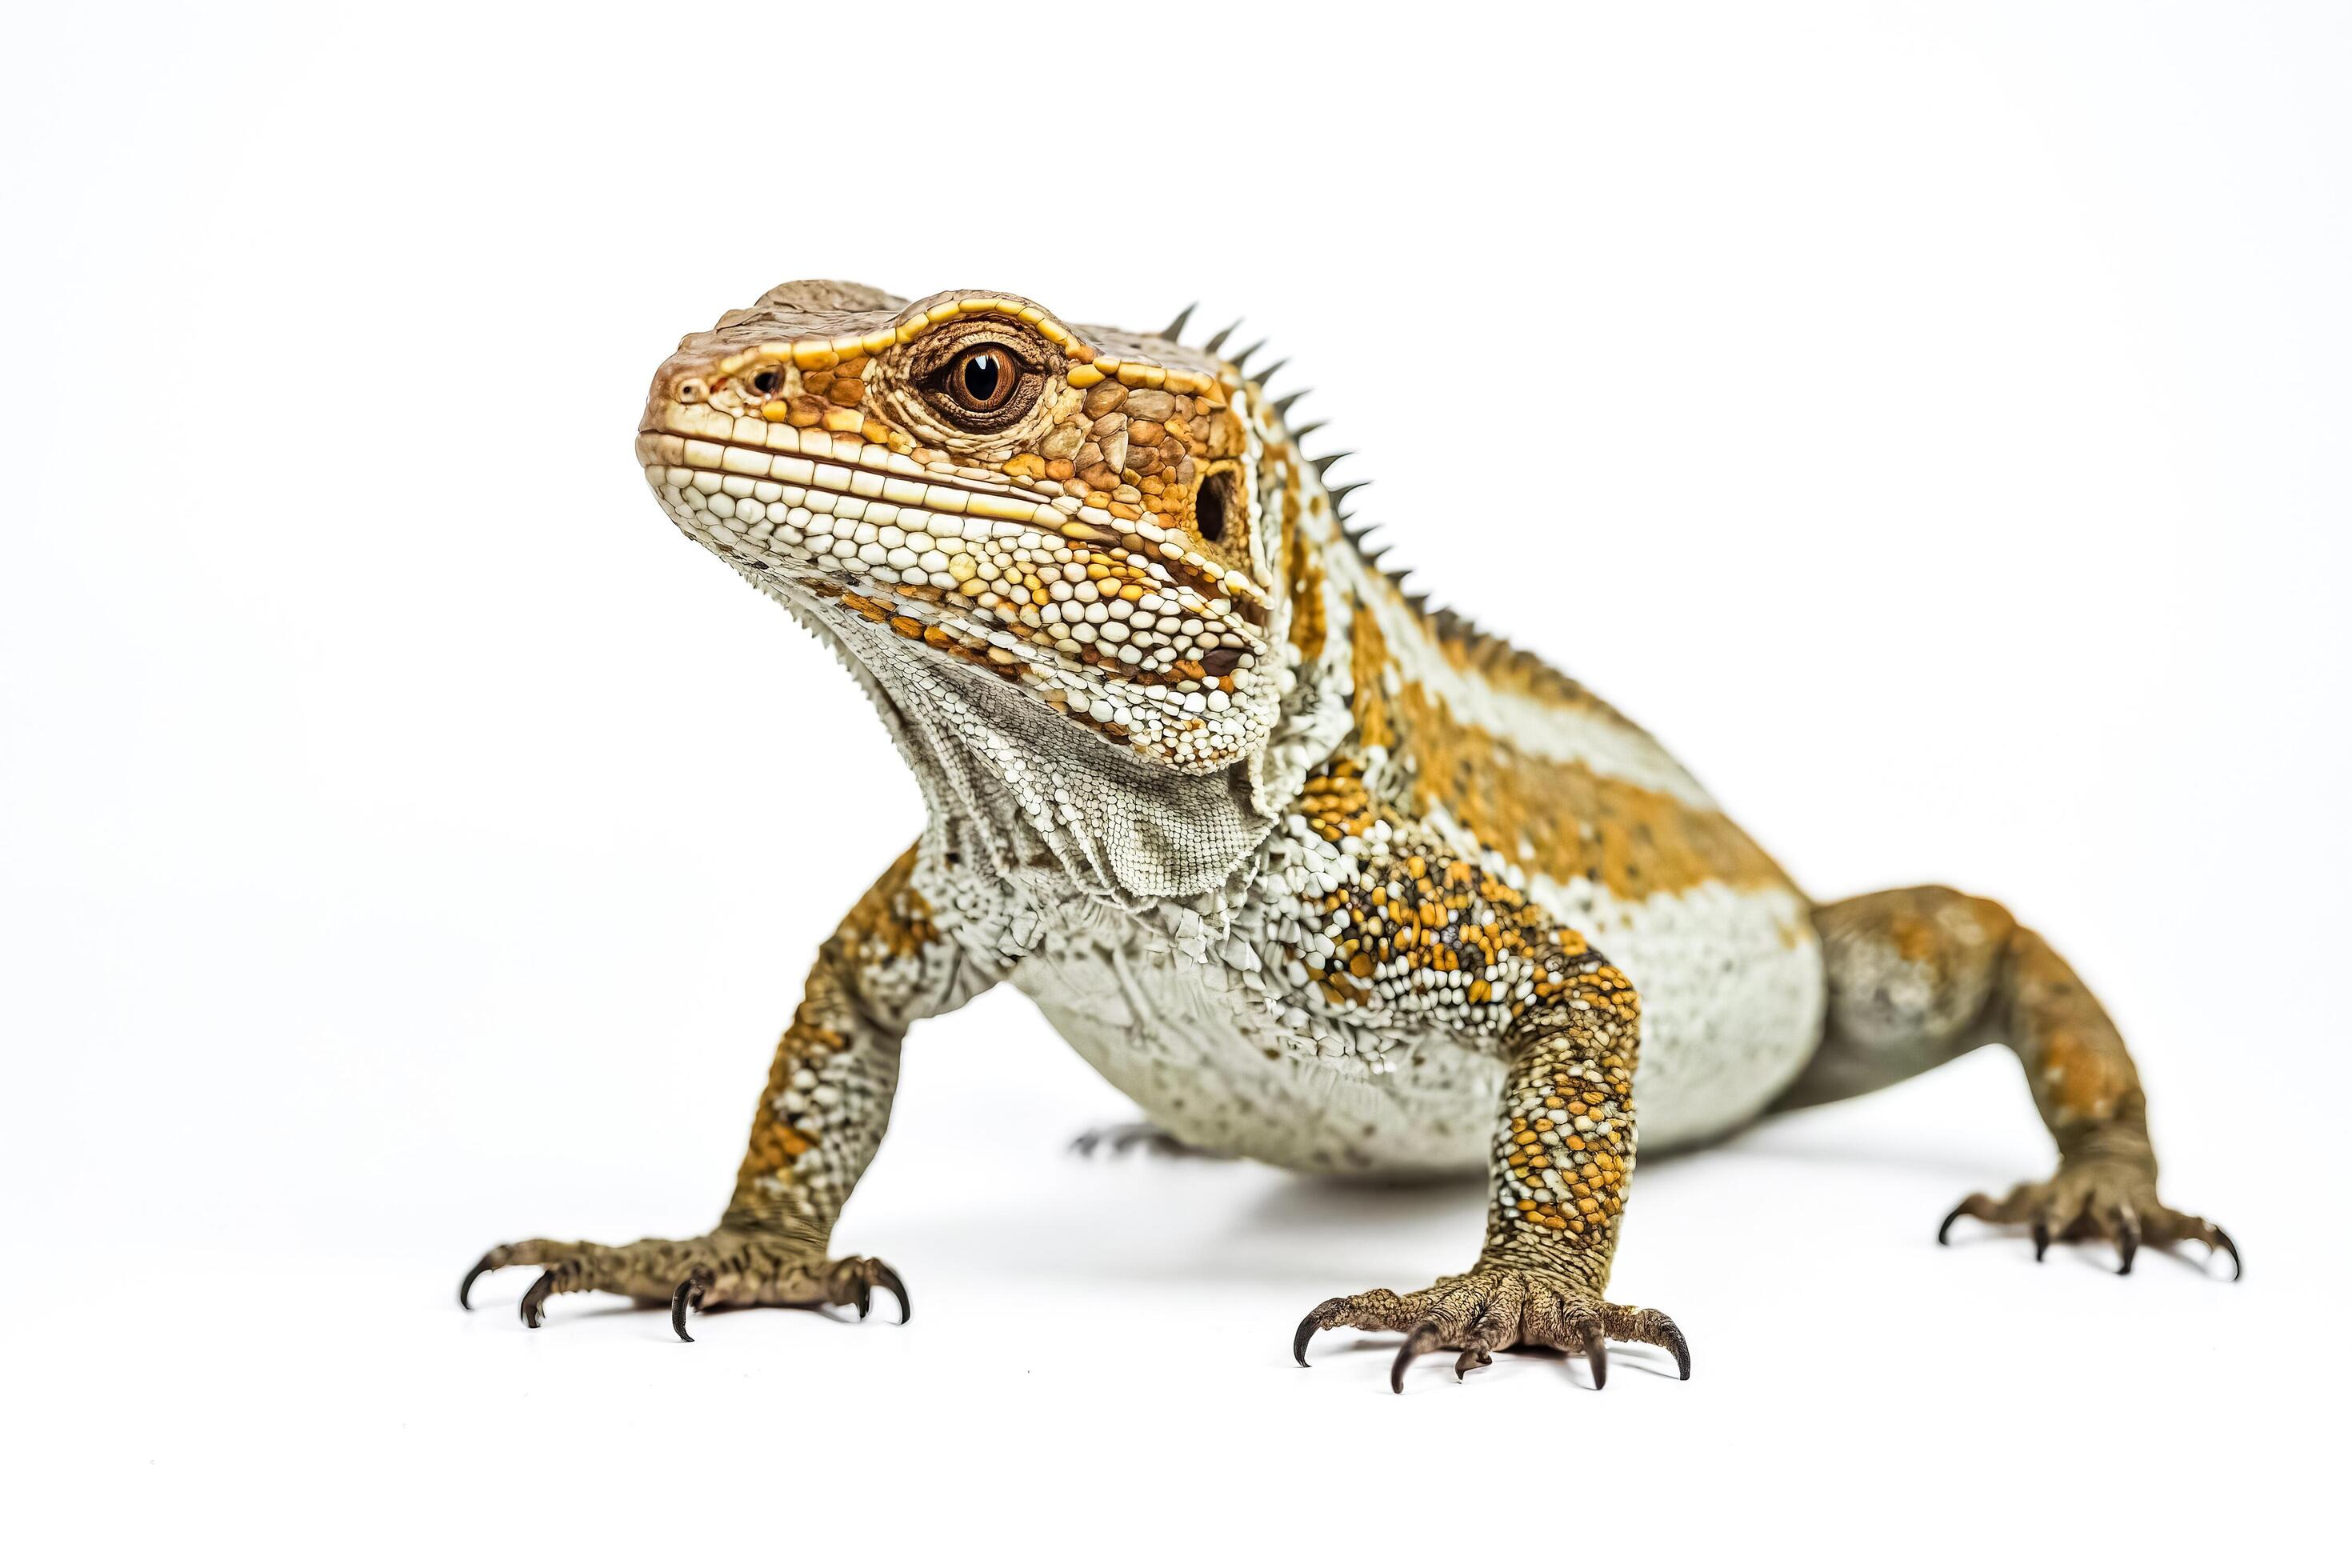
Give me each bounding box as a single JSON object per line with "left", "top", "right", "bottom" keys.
{"left": 638, "top": 282, "right": 1290, "bottom": 774}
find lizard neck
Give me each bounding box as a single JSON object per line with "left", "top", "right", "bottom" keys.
{"left": 758, "top": 570, "right": 1349, "bottom": 913}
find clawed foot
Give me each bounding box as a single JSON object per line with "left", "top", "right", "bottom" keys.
{"left": 1069, "top": 1121, "right": 1226, "bottom": 1160}
{"left": 1294, "top": 1267, "right": 1690, "bottom": 1393}
{"left": 459, "top": 1230, "right": 909, "bottom": 1339}
{"left": 1939, "top": 1158, "right": 2239, "bottom": 1279}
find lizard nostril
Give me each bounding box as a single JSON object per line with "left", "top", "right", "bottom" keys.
{"left": 674, "top": 376, "right": 710, "bottom": 404}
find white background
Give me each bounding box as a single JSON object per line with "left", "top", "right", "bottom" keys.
{"left": 6, "top": 2, "right": 2346, "bottom": 1560}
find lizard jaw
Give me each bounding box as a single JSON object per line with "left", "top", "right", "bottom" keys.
{"left": 636, "top": 412, "right": 1278, "bottom": 771}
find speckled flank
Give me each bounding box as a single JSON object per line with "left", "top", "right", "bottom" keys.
{"left": 1313, "top": 528, "right": 1823, "bottom": 1150}
{"left": 466, "top": 279, "right": 2234, "bottom": 1378}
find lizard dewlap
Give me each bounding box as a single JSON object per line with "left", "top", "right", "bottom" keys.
{"left": 463, "top": 281, "right": 2238, "bottom": 1390}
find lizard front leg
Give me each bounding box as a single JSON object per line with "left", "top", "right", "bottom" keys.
{"left": 1296, "top": 985, "right": 1689, "bottom": 1390}
{"left": 1282, "top": 826, "right": 1688, "bottom": 1391}
{"left": 461, "top": 843, "right": 989, "bottom": 1337}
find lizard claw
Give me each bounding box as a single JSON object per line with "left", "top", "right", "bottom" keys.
{"left": 870, "top": 1262, "right": 911, "bottom": 1324}
{"left": 1651, "top": 1312, "right": 1691, "bottom": 1380}
{"left": 1295, "top": 1275, "right": 1686, "bottom": 1393}
{"left": 457, "top": 1230, "right": 912, "bottom": 1331}
{"left": 1390, "top": 1321, "right": 1442, "bottom": 1394}
{"left": 520, "top": 1268, "right": 562, "bottom": 1329}
{"left": 670, "top": 1271, "right": 709, "bottom": 1342}
{"left": 1293, "top": 1296, "right": 1350, "bottom": 1367}
{"left": 2111, "top": 1206, "right": 2141, "bottom": 1275}
{"left": 1938, "top": 1166, "right": 2239, "bottom": 1280}
{"left": 459, "top": 1252, "right": 496, "bottom": 1310}
{"left": 2206, "top": 1224, "right": 2242, "bottom": 1282}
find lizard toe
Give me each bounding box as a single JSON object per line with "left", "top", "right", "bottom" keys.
{"left": 458, "top": 1230, "right": 914, "bottom": 1331}
{"left": 1296, "top": 1269, "right": 1688, "bottom": 1393}
{"left": 1936, "top": 1164, "right": 2240, "bottom": 1280}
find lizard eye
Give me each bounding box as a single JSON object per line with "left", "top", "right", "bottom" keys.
{"left": 920, "top": 336, "right": 1044, "bottom": 430}
{"left": 747, "top": 366, "right": 785, "bottom": 398}
{"left": 948, "top": 346, "right": 1018, "bottom": 411}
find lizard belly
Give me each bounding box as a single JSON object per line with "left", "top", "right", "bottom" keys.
{"left": 1542, "top": 875, "right": 1826, "bottom": 1151}
{"left": 1007, "top": 877, "right": 1824, "bottom": 1174}
{"left": 1013, "top": 928, "right": 1502, "bottom": 1177}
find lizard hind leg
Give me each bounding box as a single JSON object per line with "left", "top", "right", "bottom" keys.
{"left": 1775, "top": 885, "right": 2238, "bottom": 1278}
{"left": 1068, "top": 1121, "right": 1232, "bottom": 1160}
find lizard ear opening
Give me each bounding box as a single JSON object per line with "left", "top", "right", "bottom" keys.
{"left": 1193, "top": 466, "right": 1238, "bottom": 545}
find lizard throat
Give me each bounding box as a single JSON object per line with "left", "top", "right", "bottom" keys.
{"left": 770, "top": 581, "right": 1285, "bottom": 908}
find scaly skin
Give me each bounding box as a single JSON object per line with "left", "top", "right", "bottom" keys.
{"left": 462, "top": 281, "right": 2236, "bottom": 1389}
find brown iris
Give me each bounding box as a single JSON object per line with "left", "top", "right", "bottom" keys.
{"left": 947, "top": 345, "right": 1018, "bottom": 412}
{"left": 916, "top": 328, "right": 1046, "bottom": 430}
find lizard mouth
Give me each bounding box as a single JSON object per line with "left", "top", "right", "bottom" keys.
{"left": 634, "top": 414, "right": 1264, "bottom": 630}
{"left": 634, "top": 402, "right": 1270, "bottom": 748}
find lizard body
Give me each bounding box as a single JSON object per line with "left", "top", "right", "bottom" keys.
{"left": 463, "top": 281, "right": 2235, "bottom": 1386}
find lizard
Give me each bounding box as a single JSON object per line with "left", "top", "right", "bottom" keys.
{"left": 460, "top": 280, "right": 2238, "bottom": 1391}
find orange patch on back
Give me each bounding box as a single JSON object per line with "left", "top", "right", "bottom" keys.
{"left": 1350, "top": 603, "right": 1397, "bottom": 753}
{"left": 1285, "top": 508, "right": 1326, "bottom": 662}
{"left": 1387, "top": 678, "right": 1796, "bottom": 901}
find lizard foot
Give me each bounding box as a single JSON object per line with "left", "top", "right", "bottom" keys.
{"left": 1938, "top": 1158, "right": 2239, "bottom": 1278}
{"left": 1293, "top": 1268, "right": 1690, "bottom": 1394}
{"left": 1069, "top": 1121, "right": 1228, "bottom": 1160}
{"left": 458, "top": 1230, "right": 909, "bottom": 1339}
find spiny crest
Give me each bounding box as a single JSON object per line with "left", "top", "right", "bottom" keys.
{"left": 1158, "top": 305, "right": 1598, "bottom": 696}
{"left": 1158, "top": 302, "right": 1431, "bottom": 607}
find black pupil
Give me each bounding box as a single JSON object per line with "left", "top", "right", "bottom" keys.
{"left": 752, "top": 370, "right": 780, "bottom": 395}
{"left": 962, "top": 351, "right": 1004, "bottom": 403}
